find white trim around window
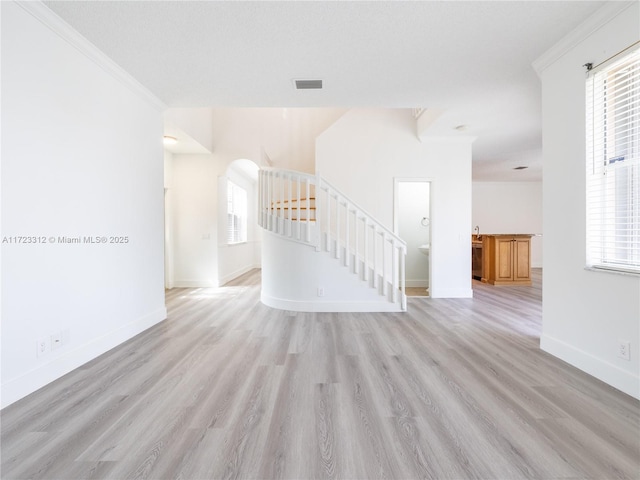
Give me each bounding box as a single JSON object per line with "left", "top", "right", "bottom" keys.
{"left": 585, "top": 44, "right": 640, "bottom": 275}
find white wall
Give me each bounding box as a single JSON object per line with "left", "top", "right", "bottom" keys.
{"left": 317, "top": 108, "right": 473, "bottom": 298}
{"left": 212, "top": 108, "right": 347, "bottom": 173}
{"left": 537, "top": 2, "right": 639, "bottom": 398}
{"left": 1, "top": 2, "right": 166, "bottom": 408}
{"left": 164, "top": 108, "right": 215, "bottom": 153}
{"left": 472, "top": 182, "right": 543, "bottom": 267}
{"left": 166, "top": 153, "right": 262, "bottom": 288}
{"left": 170, "top": 154, "right": 221, "bottom": 287}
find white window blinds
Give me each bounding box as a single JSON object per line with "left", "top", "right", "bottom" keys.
{"left": 586, "top": 45, "right": 640, "bottom": 274}
{"left": 227, "top": 181, "right": 247, "bottom": 244}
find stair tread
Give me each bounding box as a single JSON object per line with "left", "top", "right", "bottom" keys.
{"left": 273, "top": 206, "right": 317, "bottom": 210}
{"left": 272, "top": 197, "right": 316, "bottom": 203}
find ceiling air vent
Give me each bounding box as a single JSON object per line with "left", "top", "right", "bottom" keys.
{"left": 295, "top": 79, "right": 323, "bottom": 90}
{"left": 513, "top": 166, "right": 529, "bottom": 170}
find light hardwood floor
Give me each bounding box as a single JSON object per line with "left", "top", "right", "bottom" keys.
{"left": 2, "top": 269, "right": 639, "bottom": 479}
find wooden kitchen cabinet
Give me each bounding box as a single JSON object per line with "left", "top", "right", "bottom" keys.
{"left": 482, "top": 234, "right": 532, "bottom": 286}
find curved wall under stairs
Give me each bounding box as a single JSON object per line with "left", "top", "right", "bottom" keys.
{"left": 261, "top": 229, "right": 404, "bottom": 312}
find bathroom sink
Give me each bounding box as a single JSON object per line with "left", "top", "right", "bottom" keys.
{"left": 418, "top": 244, "right": 430, "bottom": 256}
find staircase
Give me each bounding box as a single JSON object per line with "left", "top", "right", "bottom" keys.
{"left": 258, "top": 167, "right": 407, "bottom": 312}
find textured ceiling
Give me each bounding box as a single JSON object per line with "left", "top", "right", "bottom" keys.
{"left": 44, "top": 0, "right": 607, "bottom": 181}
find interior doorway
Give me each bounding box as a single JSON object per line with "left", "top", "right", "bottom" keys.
{"left": 394, "top": 179, "right": 431, "bottom": 297}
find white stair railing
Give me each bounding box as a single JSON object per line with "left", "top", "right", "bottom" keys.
{"left": 259, "top": 167, "right": 406, "bottom": 310}
{"left": 259, "top": 167, "right": 316, "bottom": 245}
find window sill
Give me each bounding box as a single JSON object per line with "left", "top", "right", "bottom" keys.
{"left": 584, "top": 266, "right": 640, "bottom": 278}
{"left": 226, "top": 241, "right": 248, "bottom": 247}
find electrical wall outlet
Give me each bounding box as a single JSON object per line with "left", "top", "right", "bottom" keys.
{"left": 36, "top": 330, "right": 70, "bottom": 357}
{"left": 317, "top": 287, "right": 325, "bottom": 297}
{"left": 51, "top": 331, "right": 62, "bottom": 350}
{"left": 36, "top": 337, "right": 50, "bottom": 358}
{"left": 618, "top": 340, "right": 631, "bottom": 361}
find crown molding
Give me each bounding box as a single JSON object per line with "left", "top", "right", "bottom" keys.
{"left": 15, "top": 1, "right": 167, "bottom": 112}
{"left": 532, "top": 1, "right": 636, "bottom": 76}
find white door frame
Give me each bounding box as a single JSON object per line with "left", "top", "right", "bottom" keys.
{"left": 393, "top": 177, "right": 433, "bottom": 293}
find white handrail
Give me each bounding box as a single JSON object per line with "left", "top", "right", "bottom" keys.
{"left": 258, "top": 167, "right": 406, "bottom": 310}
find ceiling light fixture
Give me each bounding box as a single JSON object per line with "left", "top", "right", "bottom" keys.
{"left": 163, "top": 135, "right": 177, "bottom": 145}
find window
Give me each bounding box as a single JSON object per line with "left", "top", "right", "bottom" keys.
{"left": 586, "top": 45, "right": 640, "bottom": 274}
{"left": 227, "top": 181, "right": 247, "bottom": 244}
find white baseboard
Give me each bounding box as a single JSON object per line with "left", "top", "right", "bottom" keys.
{"left": 219, "top": 264, "right": 261, "bottom": 286}
{"left": 541, "top": 334, "right": 640, "bottom": 400}
{"left": 406, "top": 280, "right": 429, "bottom": 288}
{"left": 173, "top": 279, "right": 217, "bottom": 288}
{"left": 261, "top": 293, "right": 404, "bottom": 313}
{"left": 1, "top": 306, "right": 167, "bottom": 409}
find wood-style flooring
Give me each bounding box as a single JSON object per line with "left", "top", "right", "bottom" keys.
{"left": 2, "top": 269, "right": 639, "bottom": 479}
